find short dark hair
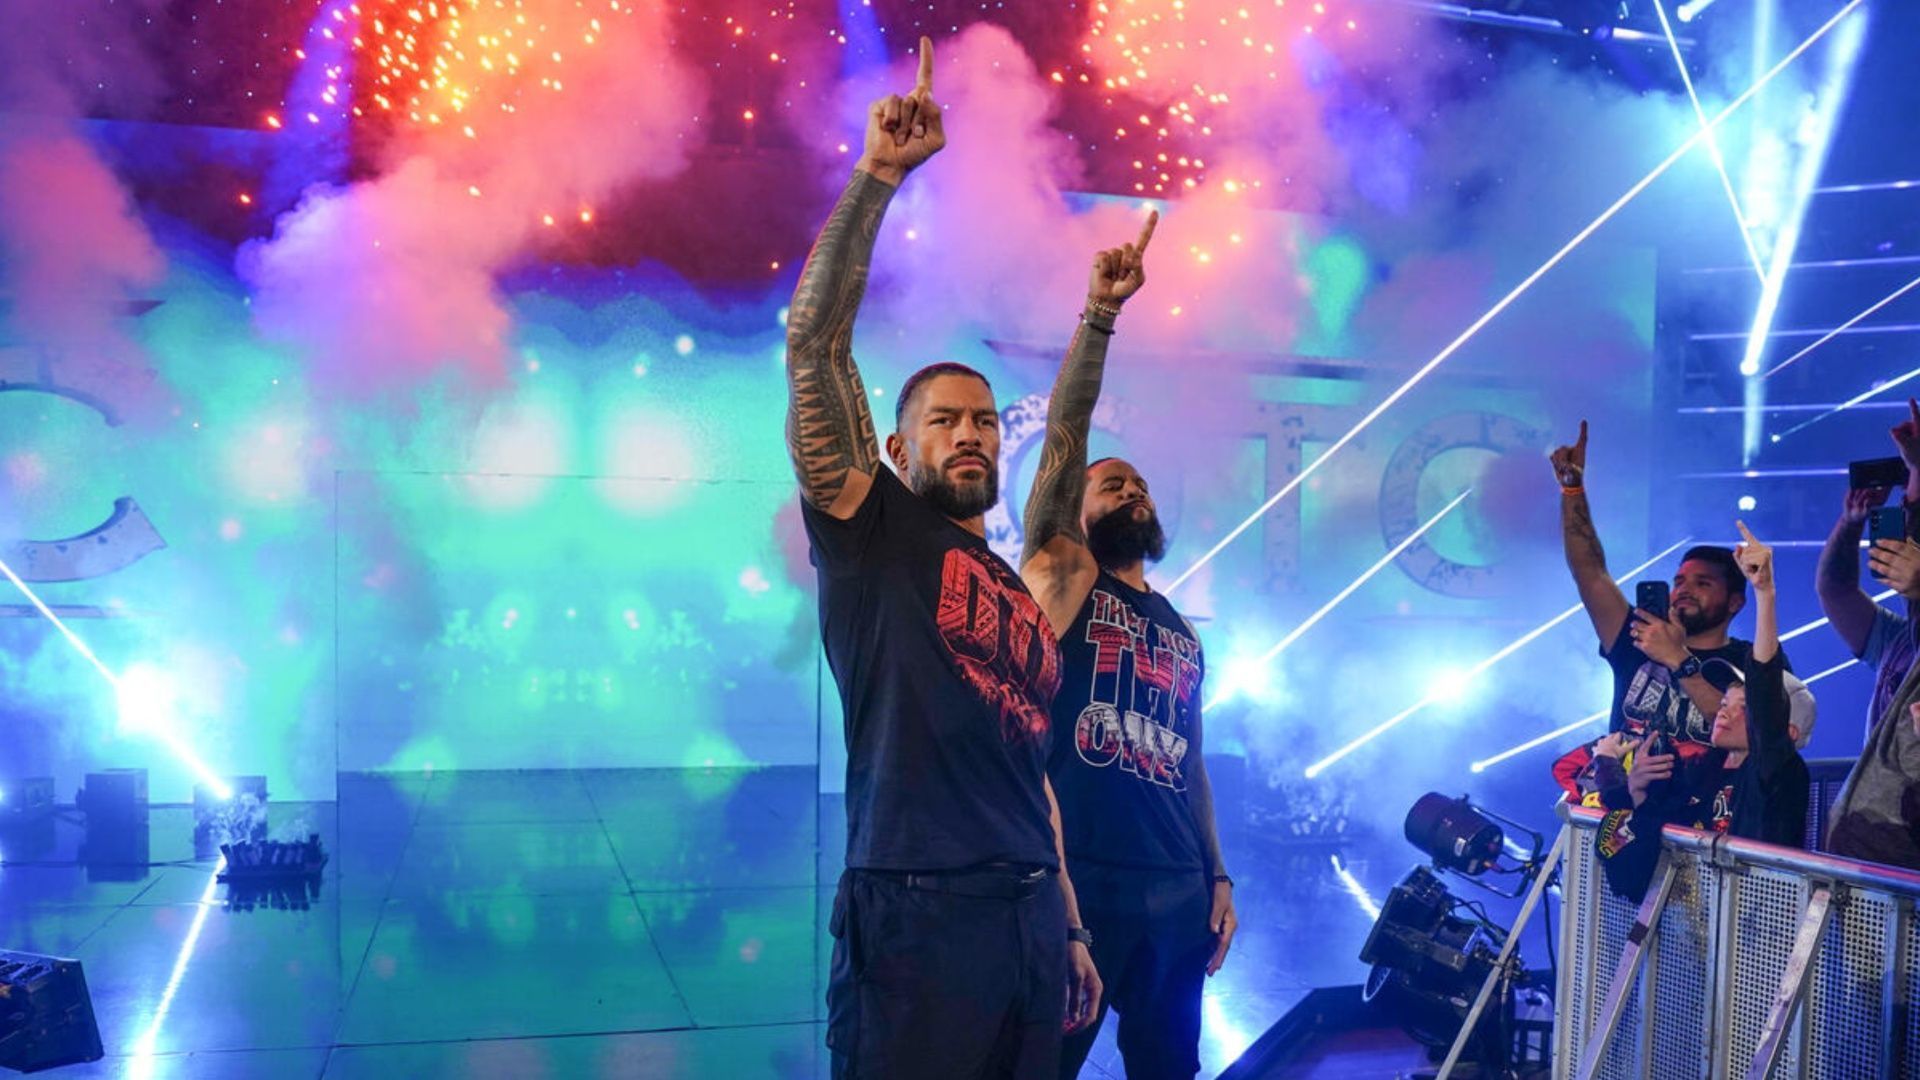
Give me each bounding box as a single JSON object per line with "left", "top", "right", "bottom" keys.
{"left": 895, "top": 362, "right": 993, "bottom": 428}
{"left": 1679, "top": 545, "right": 1745, "bottom": 598}
{"left": 1086, "top": 456, "right": 1121, "bottom": 473}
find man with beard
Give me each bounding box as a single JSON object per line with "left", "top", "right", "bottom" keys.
{"left": 1020, "top": 224, "right": 1237, "bottom": 1080}
{"left": 1551, "top": 422, "right": 1784, "bottom": 760}
{"left": 786, "top": 38, "right": 1100, "bottom": 1079}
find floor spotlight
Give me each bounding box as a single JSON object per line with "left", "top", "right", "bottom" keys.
{"left": 1404, "top": 792, "right": 1544, "bottom": 897}
{"left": 1358, "top": 793, "right": 1564, "bottom": 1078}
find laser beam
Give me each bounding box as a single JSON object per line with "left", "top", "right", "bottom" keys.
{"left": 1805, "top": 658, "right": 1863, "bottom": 686}
{"left": 1331, "top": 854, "right": 1381, "bottom": 921}
{"left": 126, "top": 859, "right": 223, "bottom": 1080}
{"left": 1204, "top": 488, "right": 1473, "bottom": 712}
{"left": 1159, "top": 0, "right": 1864, "bottom": 597}
{"left": 1764, "top": 271, "right": 1920, "bottom": 378}
{"left": 1773, "top": 364, "right": 1920, "bottom": 442}
{"left": 1470, "top": 711, "right": 1608, "bottom": 774}
{"left": 0, "top": 555, "right": 230, "bottom": 799}
{"left": 1780, "top": 588, "right": 1898, "bottom": 643}
{"left": 1653, "top": 0, "right": 1764, "bottom": 279}
{"left": 1305, "top": 537, "right": 1693, "bottom": 779}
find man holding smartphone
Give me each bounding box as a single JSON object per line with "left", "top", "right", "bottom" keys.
{"left": 1828, "top": 399, "right": 1920, "bottom": 871}
{"left": 1589, "top": 522, "right": 1813, "bottom": 901}
{"left": 1551, "top": 422, "right": 1777, "bottom": 758}
{"left": 1816, "top": 397, "right": 1920, "bottom": 743}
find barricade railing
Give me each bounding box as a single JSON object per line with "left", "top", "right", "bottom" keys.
{"left": 1556, "top": 803, "right": 1920, "bottom": 1079}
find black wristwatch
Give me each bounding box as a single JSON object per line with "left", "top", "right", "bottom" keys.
{"left": 1068, "top": 927, "right": 1094, "bottom": 948}
{"left": 1213, "top": 873, "right": 1234, "bottom": 888}
{"left": 1672, "top": 653, "right": 1704, "bottom": 681}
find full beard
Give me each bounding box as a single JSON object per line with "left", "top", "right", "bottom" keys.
{"left": 1677, "top": 601, "right": 1732, "bottom": 636}
{"left": 1087, "top": 503, "right": 1167, "bottom": 567}
{"left": 908, "top": 456, "right": 1000, "bottom": 519}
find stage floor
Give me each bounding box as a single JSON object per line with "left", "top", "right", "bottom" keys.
{"left": 0, "top": 768, "right": 1432, "bottom": 1078}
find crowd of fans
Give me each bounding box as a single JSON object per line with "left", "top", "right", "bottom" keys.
{"left": 1548, "top": 402, "right": 1920, "bottom": 899}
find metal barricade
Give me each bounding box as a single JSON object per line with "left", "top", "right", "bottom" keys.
{"left": 1555, "top": 804, "right": 1920, "bottom": 1079}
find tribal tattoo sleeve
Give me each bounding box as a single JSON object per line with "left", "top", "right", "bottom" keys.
{"left": 784, "top": 171, "right": 894, "bottom": 510}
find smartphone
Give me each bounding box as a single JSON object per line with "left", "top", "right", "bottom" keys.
{"left": 1851, "top": 456, "right": 1910, "bottom": 491}
{"left": 1869, "top": 505, "right": 1907, "bottom": 543}
{"left": 1644, "top": 727, "right": 1673, "bottom": 760}
{"left": 1635, "top": 580, "right": 1670, "bottom": 621}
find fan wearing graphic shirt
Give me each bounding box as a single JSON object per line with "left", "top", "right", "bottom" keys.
{"left": 1019, "top": 224, "right": 1237, "bottom": 1080}
{"left": 1588, "top": 523, "right": 1814, "bottom": 902}
{"left": 786, "top": 37, "right": 1098, "bottom": 1079}
{"left": 1550, "top": 423, "right": 1787, "bottom": 770}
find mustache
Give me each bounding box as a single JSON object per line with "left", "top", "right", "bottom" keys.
{"left": 944, "top": 453, "right": 993, "bottom": 471}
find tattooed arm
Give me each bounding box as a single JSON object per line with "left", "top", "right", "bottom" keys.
{"left": 1021, "top": 212, "right": 1158, "bottom": 632}
{"left": 1551, "top": 421, "right": 1631, "bottom": 646}
{"left": 784, "top": 37, "right": 945, "bottom": 520}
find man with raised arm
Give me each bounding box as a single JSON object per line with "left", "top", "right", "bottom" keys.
{"left": 787, "top": 37, "right": 1099, "bottom": 1079}
{"left": 1551, "top": 422, "right": 1779, "bottom": 757}
{"left": 1589, "top": 522, "right": 1814, "bottom": 902}
{"left": 1816, "top": 398, "right": 1920, "bottom": 741}
{"left": 1017, "top": 218, "right": 1238, "bottom": 1080}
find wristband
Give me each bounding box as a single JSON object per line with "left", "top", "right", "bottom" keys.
{"left": 1067, "top": 927, "right": 1094, "bottom": 947}
{"left": 1212, "top": 873, "right": 1234, "bottom": 888}
{"left": 1561, "top": 485, "right": 1585, "bottom": 496}
{"left": 1085, "top": 298, "right": 1123, "bottom": 320}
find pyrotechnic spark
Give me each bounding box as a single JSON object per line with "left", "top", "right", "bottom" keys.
{"left": 1067, "top": 0, "right": 1355, "bottom": 195}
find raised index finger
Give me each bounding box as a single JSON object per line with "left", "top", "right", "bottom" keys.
{"left": 1735, "top": 519, "right": 1759, "bottom": 545}
{"left": 915, "top": 36, "right": 934, "bottom": 94}
{"left": 1575, "top": 419, "right": 1589, "bottom": 452}
{"left": 1135, "top": 209, "right": 1160, "bottom": 254}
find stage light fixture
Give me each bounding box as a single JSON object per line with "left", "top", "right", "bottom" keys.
{"left": 1360, "top": 793, "right": 1562, "bottom": 1078}
{"left": 1406, "top": 793, "right": 1504, "bottom": 877}
{"left": 1549, "top": 0, "right": 1628, "bottom": 36}
{"left": 1357, "top": 866, "right": 1533, "bottom": 1074}
{"left": 1404, "top": 792, "right": 1546, "bottom": 897}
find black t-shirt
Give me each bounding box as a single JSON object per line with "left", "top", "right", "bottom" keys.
{"left": 802, "top": 467, "right": 1062, "bottom": 872}
{"left": 1595, "top": 651, "right": 1808, "bottom": 901}
{"left": 1603, "top": 624, "right": 1759, "bottom": 749}
{"left": 1724, "top": 652, "right": 1810, "bottom": 848}
{"left": 1047, "top": 570, "right": 1207, "bottom": 871}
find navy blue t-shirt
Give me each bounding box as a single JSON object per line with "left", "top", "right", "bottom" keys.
{"left": 1047, "top": 570, "right": 1206, "bottom": 871}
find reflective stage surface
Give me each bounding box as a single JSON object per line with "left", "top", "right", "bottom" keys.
{"left": 0, "top": 770, "right": 1462, "bottom": 1078}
